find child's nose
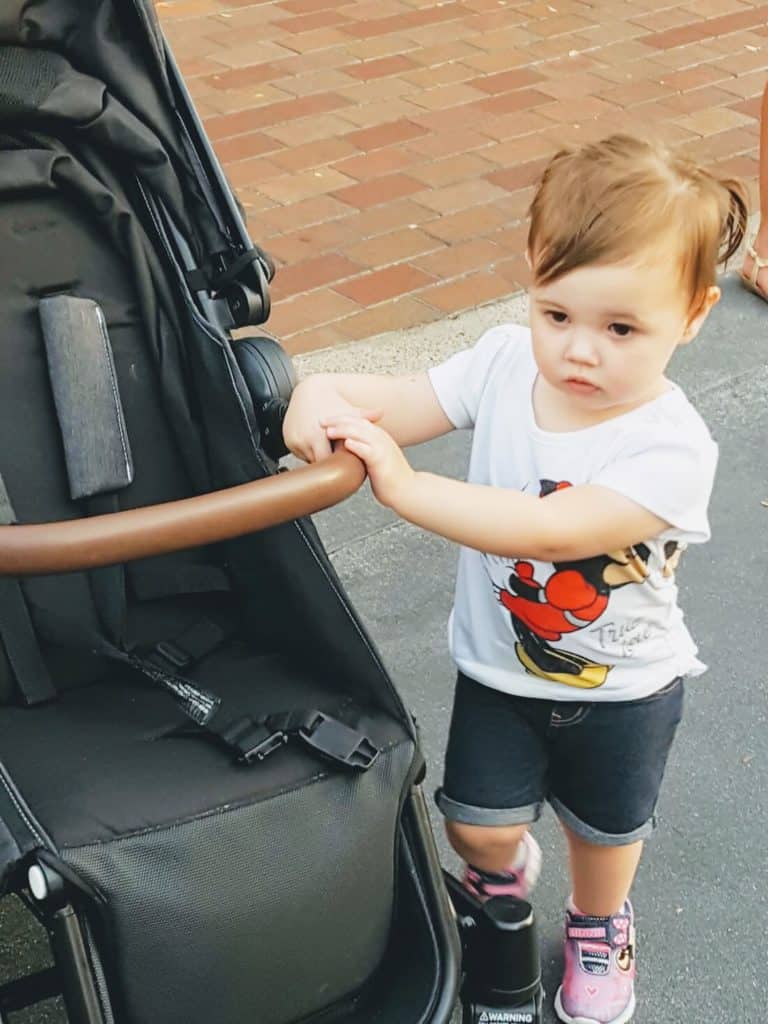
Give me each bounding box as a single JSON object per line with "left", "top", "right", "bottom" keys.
{"left": 564, "top": 331, "right": 599, "bottom": 365}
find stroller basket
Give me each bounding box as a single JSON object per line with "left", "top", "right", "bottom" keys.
{"left": 0, "top": 2, "right": 461, "bottom": 1022}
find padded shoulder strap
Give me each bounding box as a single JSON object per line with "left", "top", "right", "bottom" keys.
{"left": 0, "top": 474, "right": 56, "bottom": 705}
{"left": 39, "top": 294, "right": 134, "bottom": 647}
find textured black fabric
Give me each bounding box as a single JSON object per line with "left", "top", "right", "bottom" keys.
{"left": 0, "top": 644, "right": 414, "bottom": 1023}
{"left": 39, "top": 295, "right": 134, "bottom": 500}
{"left": 39, "top": 294, "right": 133, "bottom": 644}
{"left": 0, "top": 44, "right": 58, "bottom": 114}
{"left": 65, "top": 741, "right": 414, "bottom": 1024}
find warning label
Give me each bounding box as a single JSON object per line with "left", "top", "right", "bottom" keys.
{"left": 477, "top": 1011, "right": 534, "bottom": 1023}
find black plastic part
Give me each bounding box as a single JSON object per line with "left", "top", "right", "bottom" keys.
{"left": 30, "top": 861, "right": 68, "bottom": 910}
{"left": 462, "top": 991, "right": 544, "bottom": 1024}
{"left": 298, "top": 712, "right": 380, "bottom": 771}
{"left": 49, "top": 906, "right": 105, "bottom": 1024}
{"left": 224, "top": 277, "right": 270, "bottom": 328}
{"left": 239, "top": 726, "right": 289, "bottom": 764}
{"left": 233, "top": 335, "right": 298, "bottom": 459}
{"left": 164, "top": 44, "right": 274, "bottom": 327}
{"left": 403, "top": 787, "right": 463, "bottom": 1023}
{"left": 259, "top": 397, "right": 290, "bottom": 460}
{"left": 444, "top": 874, "right": 543, "bottom": 1021}
{"left": 22, "top": 862, "right": 106, "bottom": 1024}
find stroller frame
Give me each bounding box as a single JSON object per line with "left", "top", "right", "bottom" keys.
{"left": 0, "top": 3, "right": 468, "bottom": 1022}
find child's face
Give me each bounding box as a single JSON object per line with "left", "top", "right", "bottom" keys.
{"left": 528, "top": 255, "right": 719, "bottom": 421}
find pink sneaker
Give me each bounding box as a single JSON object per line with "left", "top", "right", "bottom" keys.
{"left": 462, "top": 831, "right": 542, "bottom": 902}
{"left": 554, "top": 901, "right": 636, "bottom": 1024}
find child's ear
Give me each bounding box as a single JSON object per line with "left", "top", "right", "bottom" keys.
{"left": 681, "top": 285, "right": 720, "bottom": 343}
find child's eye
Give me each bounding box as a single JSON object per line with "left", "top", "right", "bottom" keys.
{"left": 546, "top": 310, "right": 568, "bottom": 324}
{"left": 609, "top": 322, "right": 634, "bottom": 337}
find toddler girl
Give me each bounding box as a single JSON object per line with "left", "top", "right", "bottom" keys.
{"left": 284, "top": 133, "right": 747, "bottom": 1024}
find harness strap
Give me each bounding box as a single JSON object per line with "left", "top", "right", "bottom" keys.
{"left": 211, "top": 709, "right": 379, "bottom": 772}
{"left": 87, "top": 493, "right": 127, "bottom": 648}
{"left": 32, "top": 604, "right": 379, "bottom": 771}
{"left": 39, "top": 295, "right": 134, "bottom": 648}
{"left": 0, "top": 474, "right": 56, "bottom": 706}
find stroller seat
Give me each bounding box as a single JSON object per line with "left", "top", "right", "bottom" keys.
{"left": 0, "top": 646, "right": 413, "bottom": 846}
{"left": 0, "top": 645, "right": 415, "bottom": 1024}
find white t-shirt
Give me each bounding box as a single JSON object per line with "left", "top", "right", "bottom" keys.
{"left": 427, "top": 324, "right": 718, "bottom": 702}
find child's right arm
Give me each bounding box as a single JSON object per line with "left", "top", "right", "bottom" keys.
{"left": 283, "top": 371, "right": 454, "bottom": 463}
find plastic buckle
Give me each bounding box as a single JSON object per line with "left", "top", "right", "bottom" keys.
{"left": 299, "top": 713, "right": 379, "bottom": 771}
{"left": 239, "top": 727, "right": 288, "bottom": 765}
{"left": 150, "top": 639, "right": 191, "bottom": 672}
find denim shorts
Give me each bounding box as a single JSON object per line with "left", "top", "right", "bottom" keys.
{"left": 436, "top": 672, "right": 684, "bottom": 846}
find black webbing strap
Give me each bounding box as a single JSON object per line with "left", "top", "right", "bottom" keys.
{"left": 87, "top": 494, "right": 127, "bottom": 648}
{"left": 142, "top": 618, "right": 230, "bottom": 676}
{"left": 0, "top": 474, "right": 56, "bottom": 705}
{"left": 32, "top": 605, "right": 226, "bottom": 727}
{"left": 185, "top": 245, "right": 275, "bottom": 295}
{"left": 140, "top": 626, "right": 380, "bottom": 771}
{"left": 31, "top": 603, "right": 380, "bottom": 771}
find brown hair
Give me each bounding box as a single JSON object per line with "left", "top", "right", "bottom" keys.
{"left": 527, "top": 134, "right": 748, "bottom": 314}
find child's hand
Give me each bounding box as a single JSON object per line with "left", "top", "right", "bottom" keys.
{"left": 324, "top": 416, "right": 415, "bottom": 510}
{"left": 283, "top": 377, "right": 381, "bottom": 463}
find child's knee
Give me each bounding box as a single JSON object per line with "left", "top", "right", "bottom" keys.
{"left": 445, "top": 819, "right": 528, "bottom": 866}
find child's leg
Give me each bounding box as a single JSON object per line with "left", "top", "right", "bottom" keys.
{"left": 445, "top": 820, "right": 529, "bottom": 873}
{"left": 562, "top": 824, "right": 643, "bottom": 916}
{"left": 437, "top": 673, "right": 550, "bottom": 899}
{"left": 549, "top": 679, "right": 684, "bottom": 1024}
{"left": 445, "top": 820, "right": 542, "bottom": 902}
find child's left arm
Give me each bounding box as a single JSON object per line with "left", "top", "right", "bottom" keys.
{"left": 325, "top": 416, "right": 670, "bottom": 561}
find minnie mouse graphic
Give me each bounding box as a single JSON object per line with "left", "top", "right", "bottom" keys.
{"left": 492, "top": 480, "right": 682, "bottom": 688}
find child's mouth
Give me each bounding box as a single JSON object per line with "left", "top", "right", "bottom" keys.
{"left": 564, "top": 377, "right": 599, "bottom": 395}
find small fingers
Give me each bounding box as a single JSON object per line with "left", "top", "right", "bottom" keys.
{"left": 308, "top": 435, "right": 333, "bottom": 463}
{"left": 321, "top": 410, "right": 381, "bottom": 429}
{"left": 343, "top": 437, "right": 372, "bottom": 459}
{"left": 288, "top": 433, "right": 333, "bottom": 463}
{"left": 325, "top": 417, "right": 378, "bottom": 442}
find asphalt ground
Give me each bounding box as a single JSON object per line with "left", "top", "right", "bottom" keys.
{"left": 0, "top": 273, "right": 765, "bottom": 1022}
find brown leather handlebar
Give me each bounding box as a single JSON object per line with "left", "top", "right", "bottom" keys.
{"left": 0, "top": 449, "right": 366, "bottom": 577}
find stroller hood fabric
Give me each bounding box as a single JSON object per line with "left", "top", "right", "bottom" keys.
{"left": 0, "top": 0, "right": 227, "bottom": 256}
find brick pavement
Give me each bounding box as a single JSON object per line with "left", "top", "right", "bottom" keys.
{"left": 156, "top": 0, "right": 766, "bottom": 354}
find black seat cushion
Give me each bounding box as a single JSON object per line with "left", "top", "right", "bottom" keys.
{"left": 0, "top": 645, "right": 415, "bottom": 1024}
{"left": 0, "top": 642, "right": 410, "bottom": 848}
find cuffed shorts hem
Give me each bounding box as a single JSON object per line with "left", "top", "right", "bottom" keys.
{"left": 435, "top": 788, "right": 542, "bottom": 827}
{"left": 550, "top": 795, "right": 656, "bottom": 846}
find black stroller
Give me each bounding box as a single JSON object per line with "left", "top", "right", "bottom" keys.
{"left": 0, "top": 4, "right": 541, "bottom": 1023}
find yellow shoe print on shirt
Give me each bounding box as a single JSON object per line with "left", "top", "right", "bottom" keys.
{"left": 515, "top": 642, "right": 610, "bottom": 689}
